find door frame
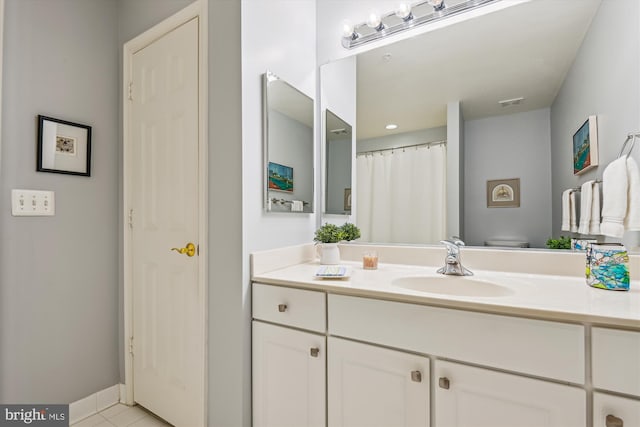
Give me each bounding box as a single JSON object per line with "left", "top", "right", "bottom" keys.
{"left": 122, "top": 0, "right": 208, "bottom": 412}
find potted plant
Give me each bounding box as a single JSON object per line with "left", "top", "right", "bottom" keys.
{"left": 314, "top": 223, "right": 361, "bottom": 264}
{"left": 546, "top": 236, "right": 572, "bottom": 250}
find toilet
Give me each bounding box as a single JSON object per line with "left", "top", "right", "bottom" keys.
{"left": 484, "top": 240, "right": 530, "bottom": 248}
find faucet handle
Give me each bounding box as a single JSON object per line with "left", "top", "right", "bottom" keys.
{"left": 439, "top": 239, "right": 461, "bottom": 255}
{"left": 449, "top": 236, "right": 465, "bottom": 246}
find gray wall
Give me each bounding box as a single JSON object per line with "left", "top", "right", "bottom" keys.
{"left": 464, "top": 108, "right": 552, "bottom": 248}
{"left": 326, "top": 136, "right": 351, "bottom": 214}
{"left": 550, "top": 0, "right": 640, "bottom": 247}
{"left": 0, "top": 0, "right": 119, "bottom": 402}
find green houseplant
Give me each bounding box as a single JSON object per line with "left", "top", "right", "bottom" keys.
{"left": 315, "top": 223, "right": 361, "bottom": 264}
{"left": 546, "top": 236, "right": 572, "bottom": 250}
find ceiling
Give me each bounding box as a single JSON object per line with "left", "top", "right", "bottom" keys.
{"left": 357, "top": 0, "right": 602, "bottom": 140}
{"left": 268, "top": 77, "right": 314, "bottom": 128}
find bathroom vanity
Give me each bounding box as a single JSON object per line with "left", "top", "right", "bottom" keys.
{"left": 251, "top": 244, "right": 640, "bottom": 427}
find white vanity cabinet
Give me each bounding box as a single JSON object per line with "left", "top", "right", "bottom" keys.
{"left": 252, "top": 283, "right": 327, "bottom": 427}
{"left": 327, "top": 337, "right": 430, "bottom": 427}
{"left": 434, "top": 360, "right": 585, "bottom": 427}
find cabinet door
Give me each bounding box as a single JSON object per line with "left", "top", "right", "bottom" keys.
{"left": 593, "top": 392, "right": 640, "bottom": 427}
{"left": 434, "top": 360, "right": 585, "bottom": 427}
{"left": 252, "top": 321, "right": 325, "bottom": 427}
{"left": 328, "top": 337, "right": 430, "bottom": 427}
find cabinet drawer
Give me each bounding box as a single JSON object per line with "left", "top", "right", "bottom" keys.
{"left": 253, "top": 283, "right": 326, "bottom": 332}
{"left": 592, "top": 327, "right": 640, "bottom": 396}
{"left": 328, "top": 294, "right": 584, "bottom": 383}
{"left": 593, "top": 392, "right": 640, "bottom": 427}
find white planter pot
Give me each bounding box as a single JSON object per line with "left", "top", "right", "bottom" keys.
{"left": 318, "top": 243, "right": 341, "bottom": 265}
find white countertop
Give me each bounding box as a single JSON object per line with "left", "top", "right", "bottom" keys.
{"left": 253, "top": 260, "right": 640, "bottom": 329}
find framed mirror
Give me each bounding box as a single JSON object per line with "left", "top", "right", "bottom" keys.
{"left": 325, "top": 110, "right": 352, "bottom": 215}
{"left": 263, "top": 71, "right": 314, "bottom": 213}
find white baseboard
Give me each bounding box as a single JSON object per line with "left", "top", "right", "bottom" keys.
{"left": 69, "top": 384, "right": 122, "bottom": 425}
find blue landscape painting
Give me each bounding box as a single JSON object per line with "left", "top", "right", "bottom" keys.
{"left": 268, "top": 162, "right": 294, "bottom": 192}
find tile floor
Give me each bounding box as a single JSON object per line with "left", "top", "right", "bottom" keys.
{"left": 71, "top": 404, "right": 172, "bottom": 427}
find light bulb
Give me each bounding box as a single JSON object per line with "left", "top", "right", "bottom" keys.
{"left": 342, "top": 20, "right": 355, "bottom": 38}
{"left": 385, "top": 124, "right": 398, "bottom": 130}
{"left": 366, "top": 11, "right": 383, "bottom": 31}
{"left": 394, "top": 2, "right": 413, "bottom": 20}
{"left": 428, "top": 0, "right": 445, "bottom": 11}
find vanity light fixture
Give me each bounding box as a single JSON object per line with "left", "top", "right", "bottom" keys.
{"left": 342, "top": 0, "right": 501, "bottom": 49}
{"left": 385, "top": 124, "right": 399, "bottom": 130}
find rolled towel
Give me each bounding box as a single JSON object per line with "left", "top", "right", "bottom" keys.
{"left": 589, "top": 181, "right": 601, "bottom": 235}
{"left": 578, "top": 180, "right": 594, "bottom": 234}
{"left": 561, "top": 189, "right": 572, "bottom": 231}
{"left": 625, "top": 157, "right": 640, "bottom": 230}
{"left": 600, "top": 157, "right": 628, "bottom": 238}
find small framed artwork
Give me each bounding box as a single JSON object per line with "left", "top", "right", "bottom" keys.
{"left": 344, "top": 188, "right": 352, "bottom": 211}
{"left": 573, "top": 115, "right": 598, "bottom": 175}
{"left": 268, "top": 162, "right": 294, "bottom": 192}
{"left": 487, "top": 178, "right": 520, "bottom": 208}
{"left": 37, "top": 115, "right": 92, "bottom": 176}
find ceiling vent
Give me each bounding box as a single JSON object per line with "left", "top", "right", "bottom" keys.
{"left": 498, "top": 97, "right": 525, "bottom": 107}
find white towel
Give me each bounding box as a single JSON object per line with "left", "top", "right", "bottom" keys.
{"left": 570, "top": 191, "right": 578, "bottom": 232}
{"left": 589, "top": 181, "right": 601, "bottom": 235}
{"left": 561, "top": 189, "right": 572, "bottom": 232}
{"left": 578, "top": 180, "right": 594, "bottom": 234}
{"left": 600, "top": 157, "right": 628, "bottom": 238}
{"left": 625, "top": 157, "right": 640, "bottom": 230}
{"left": 291, "top": 200, "right": 303, "bottom": 212}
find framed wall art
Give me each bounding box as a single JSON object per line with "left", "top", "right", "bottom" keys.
{"left": 268, "top": 162, "right": 294, "bottom": 192}
{"left": 573, "top": 115, "right": 598, "bottom": 175}
{"left": 37, "top": 115, "right": 92, "bottom": 176}
{"left": 487, "top": 178, "right": 520, "bottom": 208}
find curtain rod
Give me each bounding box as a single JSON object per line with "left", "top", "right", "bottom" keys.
{"left": 356, "top": 140, "right": 446, "bottom": 156}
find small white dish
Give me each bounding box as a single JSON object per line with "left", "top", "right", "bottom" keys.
{"left": 315, "top": 265, "right": 351, "bottom": 279}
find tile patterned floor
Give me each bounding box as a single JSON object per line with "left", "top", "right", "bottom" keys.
{"left": 71, "top": 404, "right": 172, "bottom": 427}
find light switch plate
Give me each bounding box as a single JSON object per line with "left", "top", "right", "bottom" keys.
{"left": 11, "top": 189, "right": 55, "bottom": 216}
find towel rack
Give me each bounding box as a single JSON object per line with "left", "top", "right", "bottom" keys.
{"left": 618, "top": 132, "right": 640, "bottom": 158}
{"left": 270, "top": 198, "right": 309, "bottom": 206}
{"left": 572, "top": 179, "right": 602, "bottom": 192}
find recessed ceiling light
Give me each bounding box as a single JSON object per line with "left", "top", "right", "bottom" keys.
{"left": 385, "top": 124, "right": 398, "bottom": 130}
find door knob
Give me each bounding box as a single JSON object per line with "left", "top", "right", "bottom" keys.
{"left": 439, "top": 377, "right": 450, "bottom": 389}
{"left": 171, "top": 242, "right": 196, "bottom": 257}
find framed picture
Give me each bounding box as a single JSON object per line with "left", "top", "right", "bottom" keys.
{"left": 344, "top": 188, "right": 352, "bottom": 211}
{"left": 487, "top": 178, "right": 520, "bottom": 208}
{"left": 268, "top": 162, "right": 294, "bottom": 192}
{"left": 37, "top": 115, "right": 91, "bottom": 176}
{"left": 573, "top": 115, "right": 598, "bottom": 175}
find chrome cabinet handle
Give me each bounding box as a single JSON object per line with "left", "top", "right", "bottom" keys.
{"left": 411, "top": 371, "right": 422, "bottom": 383}
{"left": 278, "top": 304, "right": 287, "bottom": 312}
{"left": 310, "top": 347, "right": 320, "bottom": 357}
{"left": 606, "top": 414, "right": 623, "bottom": 427}
{"left": 439, "top": 377, "right": 450, "bottom": 389}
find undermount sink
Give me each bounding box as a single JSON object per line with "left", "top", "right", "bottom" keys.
{"left": 392, "top": 276, "right": 514, "bottom": 297}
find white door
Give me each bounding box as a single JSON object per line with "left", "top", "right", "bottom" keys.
{"left": 328, "top": 337, "right": 430, "bottom": 427}
{"left": 252, "top": 321, "right": 326, "bottom": 427}
{"left": 130, "top": 17, "right": 203, "bottom": 427}
{"left": 434, "top": 360, "right": 585, "bottom": 427}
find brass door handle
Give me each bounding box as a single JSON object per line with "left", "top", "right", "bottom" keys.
{"left": 171, "top": 242, "right": 196, "bottom": 257}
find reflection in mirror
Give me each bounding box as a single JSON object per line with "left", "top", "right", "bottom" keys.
{"left": 263, "top": 71, "right": 314, "bottom": 213}
{"left": 325, "top": 110, "right": 352, "bottom": 215}
{"left": 322, "top": 0, "right": 640, "bottom": 249}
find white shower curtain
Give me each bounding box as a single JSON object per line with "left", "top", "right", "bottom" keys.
{"left": 356, "top": 144, "right": 447, "bottom": 244}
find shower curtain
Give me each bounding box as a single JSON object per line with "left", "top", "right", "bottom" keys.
{"left": 356, "top": 144, "right": 447, "bottom": 244}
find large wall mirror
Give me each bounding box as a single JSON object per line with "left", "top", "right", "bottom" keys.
{"left": 263, "top": 71, "right": 314, "bottom": 213}
{"left": 320, "top": 0, "right": 640, "bottom": 249}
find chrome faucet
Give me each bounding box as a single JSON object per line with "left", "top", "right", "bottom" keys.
{"left": 437, "top": 237, "right": 473, "bottom": 276}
